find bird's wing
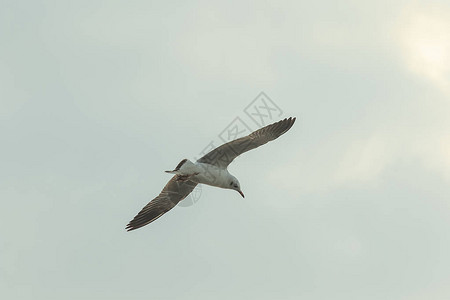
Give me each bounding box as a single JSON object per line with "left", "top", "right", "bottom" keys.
{"left": 126, "top": 176, "right": 197, "bottom": 231}
{"left": 197, "top": 117, "right": 296, "bottom": 168}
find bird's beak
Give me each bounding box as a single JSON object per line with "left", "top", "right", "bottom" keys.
{"left": 238, "top": 190, "right": 245, "bottom": 198}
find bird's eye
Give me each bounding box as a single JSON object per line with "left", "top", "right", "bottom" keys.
{"left": 230, "top": 181, "right": 233, "bottom": 186}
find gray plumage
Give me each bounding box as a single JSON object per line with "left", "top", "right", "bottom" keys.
{"left": 197, "top": 117, "right": 296, "bottom": 168}
{"left": 125, "top": 177, "right": 197, "bottom": 231}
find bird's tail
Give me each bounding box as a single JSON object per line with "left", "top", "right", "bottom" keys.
{"left": 165, "top": 170, "right": 182, "bottom": 175}
{"left": 165, "top": 159, "right": 188, "bottom": 175}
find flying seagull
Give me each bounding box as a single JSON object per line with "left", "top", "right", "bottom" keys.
{"left": 126, "top": 117, "right": 296, "bottom": 231}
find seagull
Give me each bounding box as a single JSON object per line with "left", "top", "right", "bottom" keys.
{"left": 126, "top": 117, "right": 296, "bottom": 231}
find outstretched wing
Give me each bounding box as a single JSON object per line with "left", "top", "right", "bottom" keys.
{"left": 197, "top": 117, "right": 296, "bottom": 168}
{"left": 126, "top": 176, "right": 197, "bottom": 231}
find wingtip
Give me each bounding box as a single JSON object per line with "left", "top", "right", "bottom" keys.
{"left": 126, "top": 223, "right": 139, "bottom": 232}
{"left": 281, "top": 116, "right": 296, "bottom": 124}
{"left": 277, "top": 117, "right": 296, "bottom": 135}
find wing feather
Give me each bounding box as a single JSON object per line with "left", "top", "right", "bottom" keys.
{"left": 197, "top": 117, "right": 296, "bottom": 168}
{"left": 126, "top": 176, "right": 197, "bottom": 231}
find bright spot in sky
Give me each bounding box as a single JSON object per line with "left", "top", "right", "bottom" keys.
{"left": 399, "top": 8, "right": 450, "bottom": 93}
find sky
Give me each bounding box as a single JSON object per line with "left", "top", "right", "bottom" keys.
{"left": 1, "top": 0, "right": 450, "bottom": 299}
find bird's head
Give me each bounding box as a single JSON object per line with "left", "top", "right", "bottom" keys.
{"left": 229, "top": 176, "right": 244, "bottom": 198}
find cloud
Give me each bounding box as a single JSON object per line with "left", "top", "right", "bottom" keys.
{"left": 397, "top": 5, "right": 450, "bottom": 94}
{"left": 269, "top": 127, "right": 450, "bottom": 194}
{"left": 268, "top": 133, "right": 395, "bottom": 194}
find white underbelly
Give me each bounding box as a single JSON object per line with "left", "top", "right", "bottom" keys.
{"left": 192, "top": 163, "right": 229, "bottom": 188}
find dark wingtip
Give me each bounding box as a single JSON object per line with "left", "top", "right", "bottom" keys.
{"left": 278, "top": 117, "right": 296, "bottom": 135}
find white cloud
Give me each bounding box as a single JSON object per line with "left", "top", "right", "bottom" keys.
{"left": 268, "top": 133, "right": 396, "bottom": 194}
{"left": 397, "top": 5, "right": 450, "bottom": 94}
{"left": 269, "top": 128, "right": 450, "bottom": 194}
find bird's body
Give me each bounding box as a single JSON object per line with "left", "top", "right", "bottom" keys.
{"left": 192, "top": 162, "right": 234, "bottom": 188}
{"left": 126, "top": 117, "right": 296, "bottom": 231}
{"left": 166, "top": 159, "right": 234, "bottom": 189}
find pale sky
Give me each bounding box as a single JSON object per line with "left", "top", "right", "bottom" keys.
{"left": 2, "top": 1, "right": 450, "bottom": 299}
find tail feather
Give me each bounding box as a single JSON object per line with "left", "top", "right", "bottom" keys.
{"left": 175, "top": 159, "right": 188, "bottom": 170}
{"left": 165, "top": 170, "right": 180, "bottom": 174}
{"left": 165, "top": 159, "right": 188, "bottom": 175}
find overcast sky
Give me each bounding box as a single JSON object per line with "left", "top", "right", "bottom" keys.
{"left": 2, "top": 0, "right": 450, "bottom": 299}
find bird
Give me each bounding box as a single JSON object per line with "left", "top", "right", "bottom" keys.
{"left": 126, "top": 117, "right": 296, "bottom": 231}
